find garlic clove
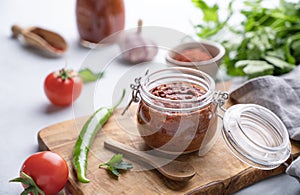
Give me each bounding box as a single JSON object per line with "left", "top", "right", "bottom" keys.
{"left": 118, "top": 19, "right": 158, "bottom": 64}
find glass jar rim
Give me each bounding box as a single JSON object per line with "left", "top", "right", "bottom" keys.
{"left": 140, "top": 67, "right": 216, "bottom": 112}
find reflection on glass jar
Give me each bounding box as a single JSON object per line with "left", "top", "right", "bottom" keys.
{"left": 76, "top": 0, "right": 125, "bottom": 47}
{"left": 137, "top": 68, "right": 219, "bottom": 154}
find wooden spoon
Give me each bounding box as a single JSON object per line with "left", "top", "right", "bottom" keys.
{"left": 11, "top": 25, "right": 67, "bottom": 57}
{"left": 104, "top": 138, "right": 195, "bottom": 182}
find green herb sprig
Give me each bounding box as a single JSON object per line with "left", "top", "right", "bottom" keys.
{"left": 99, "top": 154, "right": 133, "bottom": 178}
{"left": 192, "top": 0, "right": 300, "bottom": 78}
{"left": 10, "top": 172, "right": 45, "bottom": 195}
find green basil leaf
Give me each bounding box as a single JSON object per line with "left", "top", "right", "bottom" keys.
{"left": 192, "top": 0, "right": 219, "bottom": 22}
{"left": 264, "top": 56, "right": 295, "bottom": 69}
{"left": 111, "top": 168, "right": 120, "bottom": 177}
{"left": 78, "top": 68, "right": 104, "bottom": 83}
{"left": 106, "top": 154, "right": 123, "bottom": 166}
{"left": 113, "top": 161, "right": 134, "bottom": 170}
{"left": 99, "top": 153, "right": 133, "bottom": 178}
{"left": 264, "top": 56, "right": 295, "bottom": 74}
{"left": 285, "top": 34, "right": 300, "bottom": 64}
{"left": 236, "top": 60, "right": 274, "bottom": 78}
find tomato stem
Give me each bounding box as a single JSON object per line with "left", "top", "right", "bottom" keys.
{"left": 10, "top": 172, "right": 45, "bottom": 195}
{"left": 59, "top": 68, "right": 73, "bottom": 80}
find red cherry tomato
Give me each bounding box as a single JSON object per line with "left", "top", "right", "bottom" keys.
{"left": 44, "top": 69, "right": 83, "bottom": 106}
{"left": 21, "top": 151, "right": 69, "bottom": 195}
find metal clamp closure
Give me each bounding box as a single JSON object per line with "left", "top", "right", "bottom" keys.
{"left": 213, "top": 91, "right": 229, "bottom": 119}
{"left": 121, "top": 69, "right": 149, "bottom": 115}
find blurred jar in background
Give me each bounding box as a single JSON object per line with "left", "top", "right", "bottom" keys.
{"left": 76, "top": 0, "right": 125, "bottom": 47}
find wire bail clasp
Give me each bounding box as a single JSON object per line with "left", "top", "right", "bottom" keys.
{"left": 121, "top": 69, "right": 149, "bottom": 115}
{"left": 213, "top": 91, "right": 229, "bottom": 119}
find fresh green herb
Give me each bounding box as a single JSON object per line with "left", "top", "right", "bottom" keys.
{"left": 192, "top": 0, "right": 300, "bottom": 78}
{"left": 192, "top": 0, "right": 234, "bottom": 38}
{"left": 99, "top": 154, "right": 133, "bottom": 178}
{"left": 235, "top": 60, "right": 274, "bottom": 79}
{"left": 78, "top": 68, "right": 104, "bottom": 83}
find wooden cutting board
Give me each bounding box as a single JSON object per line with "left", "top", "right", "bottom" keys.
{"left": 37, "top": 82, "right": 300, "bottom": 195}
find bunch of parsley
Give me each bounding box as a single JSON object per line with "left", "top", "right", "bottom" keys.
{"left": 192, "top": 0, "right": 300, "bottom": 78}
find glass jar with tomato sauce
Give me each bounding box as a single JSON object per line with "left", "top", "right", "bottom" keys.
{"left": 128, "top": 67, "right": 291, "bottom": 170}
{"left": 136, "top": 67, "right": 219, "bottom": 154}
{"left": 76, "top": 0, "right": 125, "bottom": 47}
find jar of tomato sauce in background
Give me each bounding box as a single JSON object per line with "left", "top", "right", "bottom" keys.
{"left": 76, "top": 0, "right": 125, "bottom": 47}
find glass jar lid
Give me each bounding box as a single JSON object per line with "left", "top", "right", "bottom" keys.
{"left": 222, "top": 104, "right": 291, "bottom": 170}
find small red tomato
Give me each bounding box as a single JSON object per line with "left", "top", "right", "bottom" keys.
{"left": 44, "top": 69, "right": 83, "bottom": 106}
{"left": 20, "top": 151, "right": 69, "bottom": 195}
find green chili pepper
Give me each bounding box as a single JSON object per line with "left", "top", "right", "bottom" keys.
{"left": 72, "top": 89, "right": 126, "bottom": 183}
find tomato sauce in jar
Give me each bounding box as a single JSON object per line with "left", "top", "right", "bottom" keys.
{"left": 76, "top": 0, "right": 125, "bottom": 47}
{"left": 136, "top": 68, "right": 218, "bottom": 154}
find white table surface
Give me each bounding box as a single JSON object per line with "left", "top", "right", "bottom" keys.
{"left": 1, "top": 0, "right": 300, "bottom": 194}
